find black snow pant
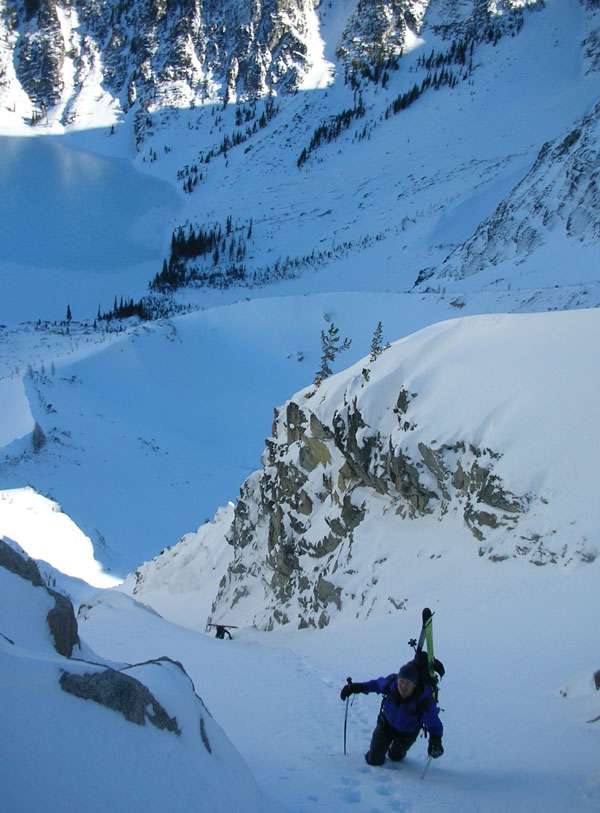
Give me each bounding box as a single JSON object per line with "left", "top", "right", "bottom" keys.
{"left": 366, "top": 714, "right": 420, "bottom": 765}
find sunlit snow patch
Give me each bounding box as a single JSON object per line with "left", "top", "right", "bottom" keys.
{"left": 0, "top": 486, "right": 120, "bottom": 587}
{"left": 297, "top": 5, "right": 335, "bottom": 90}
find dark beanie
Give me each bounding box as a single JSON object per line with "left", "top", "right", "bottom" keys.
{"left": 397, "top": 662, "right": 419, "bottom": 684}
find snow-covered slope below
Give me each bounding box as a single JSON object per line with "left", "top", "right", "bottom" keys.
{"left": 91, "top": 508, "right": 600, "bottom": 813}
{"left": 0, "top": 540, "right": 276, "bottom": 812}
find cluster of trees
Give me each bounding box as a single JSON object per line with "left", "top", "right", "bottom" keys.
{"left": 312, "top": 320, "right": 390, "bottom": 389}
{"left": 178, "top": 99, "right": 279, "bottom": 193}
{"left": 346, "top": 52, "right": 400, "bottom": 89}
{"left": 297, "top": 97, "right": 365, "bottom": 168}
{"left": 384, "top": 38, "right": 475, "bottom": 119}
{"left": 169, "top": 220, "right": 248, "bottom": 262}
{"left": 343, "top": 31, "right": 477, "bottom": 96}
{"left": 150, "top": 218, "right": 252, "bottom": 293}
{"left": 150, "top": 219, "right": 373, "bottom": 296}
{"left": 152, "top": 260, "right": 249, "bottom": 293}
{"left": 482, "top": 11, "right": 526, "bottom": 45}
{"left": 97, "top": 296, "right": 152, "bottom": 322}
{"left": 178, "top": 165, "right": 203, "bottom": 193}
{"left": 384, "top": 67, "right": 464, "bottom": 118}
{"left": 416, "top": 37, "right": 475, "bottom": 71}
{"left": 30, "top": 109, "right": 46, "bottom": 126}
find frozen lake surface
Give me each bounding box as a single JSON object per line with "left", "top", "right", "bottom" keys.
{"left": 0, "top": 134, "right": 180, "bottom": 323}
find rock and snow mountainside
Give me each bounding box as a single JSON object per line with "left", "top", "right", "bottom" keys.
{"left": 0, "top": 538, "right": 272, "bottom": 812}
{"left": 129, "top": 309, "right": 600, "bottom": 632}
{"left": 428, "top": 99, "right": 600, "bottom": 284}
{"left": 0, "top": 0, "right": 551, "bottom": 125}
{"left": 0, "top": 0, "right": 325, "bottom": 121}
{"left": 2, "top": 0, "right": 600, "bottom": 317}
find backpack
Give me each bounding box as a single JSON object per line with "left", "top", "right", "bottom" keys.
{"left": 409, "top": 650, "right": 445, "bottom": 703}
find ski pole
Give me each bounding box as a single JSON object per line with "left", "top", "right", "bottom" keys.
{"left": 343, "top": 677, "right": 352, "bottom": 755}
{"left": 420, "top": 755, "right": 432, "bottom": 780}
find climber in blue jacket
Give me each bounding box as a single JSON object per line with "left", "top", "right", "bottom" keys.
{"left": 340, "top": 661, "right": 444, "bottom": 765}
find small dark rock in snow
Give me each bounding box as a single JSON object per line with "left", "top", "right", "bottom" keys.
{"left": 59, "top": 668, "right": 181, "bottom": 735}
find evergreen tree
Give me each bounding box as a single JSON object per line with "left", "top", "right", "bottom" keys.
{"left": 32, "top": 421, "right": 46, "bottom": 453}
{"left": 314, "top": 322, "right": 352, "bottom": 386}
{"left": 66, "top": 304, "right": 72, "bottom": 322}
{"left": 370, "top": 321, "right": 384, "bottom": 361}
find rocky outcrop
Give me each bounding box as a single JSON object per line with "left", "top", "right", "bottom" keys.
{"left": 2, "top": 0, "right": 324, "bottom": 121}
{"left": 211, "top": 383, "right": 530, "bottom": 630}
{"left": 0, "top": 536, "right": 45, "bottom": 586}
{"left": 337, "top": 0, "right": 430, "bottom": 68}
{"left": 0, "top": 538, "right": 80, "bottom": 656}
{"left": 59, "top": 663, "right": 181, "bottom": 735}
{"left": 0, "top": 539, "right": 216, "bottom": 748}
{"left": 47, "top": 592, "right": 80, "bottom": 657}
{"left": 427, "top": 98, "right": 600, "bottom": 283}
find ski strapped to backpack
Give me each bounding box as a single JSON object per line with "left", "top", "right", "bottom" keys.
{"left": 409, "top": 607, "right": 445, "bottom": 703}
{"left": 378, "top": 607, "right": 445, "bottom": 714}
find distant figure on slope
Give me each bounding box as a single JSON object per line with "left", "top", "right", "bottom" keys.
{"left": 340, "top": 661, "right": 443, "bottom": 765}
{"left": 215, "top": 625, "right": 232, "bottom": 640}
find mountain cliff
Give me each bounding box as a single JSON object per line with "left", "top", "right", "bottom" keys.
{"left": 1, "top": 0, "right": 547, "bottom": 125}
{"left": 128, "top": 309, "right": 600, "bottom": 631}
{"left": 421, "top": 98, "right": 600, "bottom": 285}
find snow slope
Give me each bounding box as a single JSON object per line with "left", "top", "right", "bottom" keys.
{"left": 0, "top": 549, "right": 278, "bottom": 813}
{"left": 81, "top": 555, "right": 600, "bottom": 813}
{"left": 0, "top": 1, "right": 599, "bottom": 809}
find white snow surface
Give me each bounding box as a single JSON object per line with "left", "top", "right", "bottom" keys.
{"left": 1, "top": 0, "right": 600, "bottom": 809}
{"left": 0, "top": 559, "right": 276, "bottom": 813}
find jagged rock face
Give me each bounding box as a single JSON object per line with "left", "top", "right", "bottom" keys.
{"left": 0, "top": 538, "right": 80, "bottom": 656}
{"left": 336, "top": 0, "right": 541, "bottom": 75}
{"left": 13, "top": 0, "right": 67, "bottom": 108}
{"left": 2, "top": 0, "right": 321, "bottom": 120}
{"left": 212, "top": 384, "right": 530, "bottom": 630}
{"left": 0, "top": 0, "right": 548, "bottom": 123}
{"left": 435, "top": 100, "right": 600, "bottom": 281}
{"left": 337, "top": 0, "right": 430, "bottom": 67}
{"left": 0, "top": 539, "right": 215, "bottom": 750}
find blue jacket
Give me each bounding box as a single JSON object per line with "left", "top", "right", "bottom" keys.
{"left": 361, "top": 674, "right": 443, "bottom": 738}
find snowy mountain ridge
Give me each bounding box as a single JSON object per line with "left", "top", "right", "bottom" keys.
{"left": 423, "top": 99, "right": 600, "bottom": 285}
{"left": 1, "top": 0, "right": 544, "bottom": 128}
